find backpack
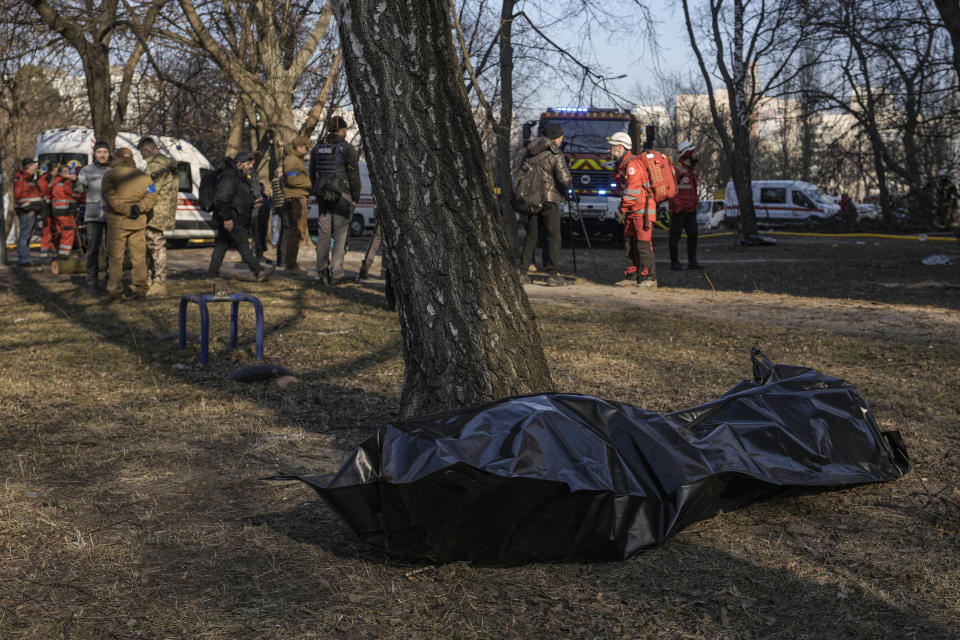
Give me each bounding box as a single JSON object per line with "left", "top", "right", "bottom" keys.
{"left": 640, "top": 151, "right": 677, "bottom": 203}
{"left": 512, "top": 152, "right": 548, "bottom": 215}
{"left": 198, "top": 163, "right": 223, "bottom": 212}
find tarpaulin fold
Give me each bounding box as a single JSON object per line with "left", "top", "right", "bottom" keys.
{"left": 277, "top": 350, "right": 908, "bottom": 563}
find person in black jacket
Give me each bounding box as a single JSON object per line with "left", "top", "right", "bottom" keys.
{"left": 518, "top": 123, "right": 573, "bottom": 286}
{"left": 310, "top": 115, "right": 361, "bottom": 285}
{"left": 206, "top": 152, "right": 275, "bottom": 281}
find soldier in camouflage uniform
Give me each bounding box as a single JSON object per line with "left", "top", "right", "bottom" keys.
{"left": 137, "top": 138, "right": 180, "bottom": 297}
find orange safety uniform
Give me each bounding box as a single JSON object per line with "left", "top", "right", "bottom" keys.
{"left": 36, "top": 171, "right": 58, "bottom": 253}
{"left": 12, "top": 170, "right": 44, "bottom": 212}
{"left": 48, "top": 175, "right": 77, "bottom": 256}
{"left": 614, "top": 151, "right": 657, "bottom": 279}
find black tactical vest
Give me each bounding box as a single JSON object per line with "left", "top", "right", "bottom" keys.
{"left": 312, "top": 140, "right": 346, "bottom": 177}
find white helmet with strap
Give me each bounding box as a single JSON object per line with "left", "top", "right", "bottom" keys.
{"left": 677, "top": 141, "right": 696, "bottom": 157}
{"left": 606, "top": 131, "right": 633, "bottom": 149}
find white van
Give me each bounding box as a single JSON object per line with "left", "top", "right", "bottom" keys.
{"left": 724, "top": 180, "right": 840, "bottom": 227}
{"left": 306, "top": 160, "right": 377, "bottom": 236}
{"left": 36, "top": 127, "right": 214, "bottom": 245}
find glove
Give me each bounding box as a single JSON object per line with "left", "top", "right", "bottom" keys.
{"left": 129, "top": 205, "right": 141, "bottom": 220}
{"left": 615, "top": 209, "right": 625, "bottom": 224}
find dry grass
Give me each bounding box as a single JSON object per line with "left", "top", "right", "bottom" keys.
{"left": 0, "top": 236, "right": 958, "bottom": 639}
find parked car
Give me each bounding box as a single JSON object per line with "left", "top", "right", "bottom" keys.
{"left": 697, "top": 199, "right": 725, "bottom": 229}
{"left": 306, "top": 160, "right": 376, "bottom": 237}
{"left": 855, "top": 202, "right": 880, "bottom": 220}
{"left": 36, "top": 127, "right": 213, "bottom": 246}
{"left": 724, "top": 180, "right": 840, "bottom": 227}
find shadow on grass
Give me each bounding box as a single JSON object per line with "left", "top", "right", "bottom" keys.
{"left": 5, "top": 268, "right": 402, "bottom": 432}
{"left": 236, "top": 493, "right": 957, "bottom": 638}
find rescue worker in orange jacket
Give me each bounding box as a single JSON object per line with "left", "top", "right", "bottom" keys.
{"left": 668, "top": 141, "right": 703, "bottom": 271}
{"left": 12, "top": 158, "right": 43, "bottom": 266}
{"left": 36, "top": 165, "right": 56, "bottom": 258}
{"left": 608, "top": 131, "right": 656, "bottom": 288}
{"left": 49, "top": 164, "right": 78, "bottom": 258}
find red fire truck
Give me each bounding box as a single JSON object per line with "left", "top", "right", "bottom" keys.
{"left": 523, "top": 107, "right": 639, "bottom": 237}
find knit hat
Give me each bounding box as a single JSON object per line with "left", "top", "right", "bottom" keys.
{"left": 234, "top": 151, "right": 253, "bottom": 164}
{"left": 137, "top": 136, "right": 157, "bottom": 150}
{"left": 290, "top": 135, "right": 311, "bottom": 148}
{"left": 93, "top": 140, "right": 111, "bottom": 152}
{"left": 21, "top": 157, "right": 37, "bottom": 169}
{"left": 327, "top": 115, "right": 348, "bottom": 131}
{"left": 543, "top": 123, "right": 564, "bottom": 140}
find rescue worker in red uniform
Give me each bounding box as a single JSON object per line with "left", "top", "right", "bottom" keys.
{"left": 12, "top": 158, "right": 43, "bottom": 266}
{"left": 668, "top": 141, "right": 703, "bottom": 270}
{"left": 49, "top": 164, "right": 78, "bottom": 257}
{"left": 608, "top": 131, "right": 656, "bottom": 288}
{"left": 36, "top": 165, "right": 56, "bottom": 258}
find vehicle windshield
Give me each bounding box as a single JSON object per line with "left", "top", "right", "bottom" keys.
{"left": 805, "top": 187, "right": 832, "bottom": 206}
{"left": 542, "top": 118, "right": 631, "bottom": 155}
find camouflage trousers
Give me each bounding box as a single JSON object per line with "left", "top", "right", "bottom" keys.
{"left": 145, "top": 227, "right": 168, "bottom": 286}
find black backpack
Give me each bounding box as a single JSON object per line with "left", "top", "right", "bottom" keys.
{"left": 198, "top": 160, "right": 225, "bottom": 212}
{"left": 512, "top": 152, "right": 548, "bottom": 215}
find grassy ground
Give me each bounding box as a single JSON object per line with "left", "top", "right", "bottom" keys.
{"left": 0, "top": 236, "right": 958, "bottom": 639}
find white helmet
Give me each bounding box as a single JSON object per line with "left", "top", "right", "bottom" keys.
{"left": 677, "top": 141, "right": 696, "bottom": 157}
{"left": 606, "top": 131, "right": 633, "bottom": 149}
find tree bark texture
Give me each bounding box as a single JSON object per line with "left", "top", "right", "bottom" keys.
{"left": 495, "top": 0, "right": 518, "bottom": 254}
{"left": 332, "top": 0, "right": 554, "bottom": 418}
{"left": 934, "top": 0, "right": 960, "bottom": 80}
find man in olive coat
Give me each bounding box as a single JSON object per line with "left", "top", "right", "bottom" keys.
{"left": 102, "top": 148, "right": 158, "bottom": 299}
{"left": 282, "top": 135, "right": 312, "bottom": 275}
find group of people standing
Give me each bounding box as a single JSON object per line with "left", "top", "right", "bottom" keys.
{"left": 211, "top": 115, "right": 363, "bottom": 286}
{"left": 11, "top": 137, "right": 178, "bottom": 298}
{"left": 517, "top": 125, "right": 703, "bottom": 288}
{"left": 8, "top": 113, "right": 368, "bottom": 300}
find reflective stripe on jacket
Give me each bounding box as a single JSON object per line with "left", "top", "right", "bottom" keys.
{"left": 13, "top": 170, "right": 44, "bottom": 209}
{"left": 51, "top": 176, "right": 77, "bottom": 211}
{"left": 614, "top": 152, "right": 656, "bottom": 218}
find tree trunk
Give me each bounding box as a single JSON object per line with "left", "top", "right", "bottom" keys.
{"left": 225, "top": 97, "right": 246, "bottom": 157}
{"left": 332, "top": 0, "right": 554, "bottom": 418}
{"left": 83, "top": 51, "right": 117, "bottom": 144}
{"left": 934, "top": 0, "right": 960, "bottom": 79}
{"left": 495, "top": 0, "right": 518, "bottom": 256}
{"left": 730, "top": 0, "right": 758, "bottom": 239}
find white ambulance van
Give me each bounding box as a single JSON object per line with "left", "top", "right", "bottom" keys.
{"left": 723, "top": 180, "right": 840, "bottom": 227}
{"left": 36, "top": 127, "right": 214, "bottom": 245}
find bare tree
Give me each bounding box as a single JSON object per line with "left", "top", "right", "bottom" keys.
{"left": 681, "top": 0, "right": 810, "bottom": 241}
{"left": 172, "top": 0, "right": 334, "bottom": 144}
{"left": 332, "top": 0, "right": 554, "bottom": 417}
{"left": 23, "top": 0, "right": 162, "bottom": 143}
